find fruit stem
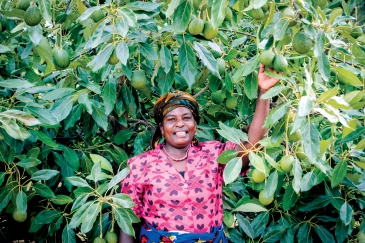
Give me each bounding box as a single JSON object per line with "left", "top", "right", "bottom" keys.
{"left": 285, "top": 111, "right": 290, "bottom": 156}
{"left": 138, "top": 51, "right": 140, "bottom": 70}
{"left": 111, "top": 210, "right": 115, "bottom": 232}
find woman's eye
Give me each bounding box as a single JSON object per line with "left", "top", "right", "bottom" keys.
{"left": 184, "top": 117, "right": 191, "bottom": 120}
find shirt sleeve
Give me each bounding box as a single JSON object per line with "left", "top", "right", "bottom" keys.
{"left": 120, "top": 159, "right": 144, "bottom": 218}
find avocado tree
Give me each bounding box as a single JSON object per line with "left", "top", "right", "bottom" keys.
{"left": 0, "top": 0, "right": 364, "bottom": 242}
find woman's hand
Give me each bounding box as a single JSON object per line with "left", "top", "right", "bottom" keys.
{"left": 257, "top": 64, "right": 281, "bottom": 91}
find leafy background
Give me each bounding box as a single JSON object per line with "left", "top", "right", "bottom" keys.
{"left": 0, "top": 0, "right": 365, "bottom": 242}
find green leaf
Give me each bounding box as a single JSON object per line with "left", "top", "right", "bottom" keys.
{"left": 331, "top": 160, "right": 347, "bottom": 188}
{"left": 193, "top": 42, "right": 221, "bottom": 78}
{"left": 78, "top": 91, "right": 93, "bottom": 114}
{"left": 116, "top": 41, "right": 129, "bottom": 65}
{"left": 24, "top": 106, "right": 58, "bottom": 125}
{"left": 300, "top": 171, "right": 317, "bottom": 192}
{"left": 28, "top": 25, "right": 43, "bottom": 45}
{"left": 71, "top": 194, "right": 89, "bottom": 211}
{"left": 139, "top": 43, "right": 158, "bottom": 60}
{"left": 81, "top": 202, "right": 101, "bottom": 233}
{"left": 112, "top": 193, "right": 135, "bottom": 208}
{"left": 173, "top": 0, "right": 192, "bottom": 33}
{"left": 217, "top": 150, "right": 238, "bottom": 164}
{"left": 114, "top": 129, "right": 134, "bottom": 145}
{"left": 34, "top": 37, "right": 54, "bottom": 65}
{"left": 39, "top": 0, "right": 52, "bottom": 23}
{"left": 236, "top": 214, "right": 254, "bottom": 238}
{"left": 244, "top": 73, "right": 258, "bottom": 100}
{"left": 336, "top": 67, "right": 362, "bottom": 87}
{"left": 264, "top": 171, "right": 278, "bottom": 199}
{"left": 89, "top": 44, "right": 113, "bottom": 72}
{"left": 16, "top": 190, "right": 27, "bottom": 214}
{"left": 216, "top": 121, "right": 248, "bottom": 145}
{"left": 302, "top": 122, "right": 320, "bottom": 163}
{"left": 33, "top": 183, "right": 56, "bottom": 198}
{"left": 62, "top": 146, "right": 80, "bottom": 171}
{"left": 314, "top": 225, "right": 335, "bottom": 243}
{"left": 34, "top": 210, "right": 61, "bottom": 224}
{"left": 0, "top": 172, "right": 5, "bottom": 187}
{"left": 211, "top": 0, "right": 226, "bottom": 29}
{"left": 51, "top": 195, "right": 73, "bottom": 205}
{"left": 0, "top": 117, "right": 30, "bottom": 140}
{"left": 283, "top": 182, "right": 299, "bottom": 211}
{"left": 318, "top": 52, "right": 330, "bottom": 81}
{"left": 1, "top": 110, "right": 40, "bottom": 126}
{"left": 42, "top": 88, "right": 75, "bottom": 101}
{"left": 341, "top": 126, "right": 365, "bottom": 143}
{"left": 117, "top": 7, "right": 137, "bottom": 27}
{"left": 65, "top": 177, "right": 90, "bottom": 188}
{"left": 335, "top": 218, "right": 349, "bottom": 243}
{"left": 17, "top": 158, "right": 41, "bottom": 168}
{"left": 223, "top": 157, "right": 242, "bottom": 184}
{"left": 251, "top": 211, "right": 269, "bottom": 238}
{"left": 69, "top": 201, "right": 93, "bottom": 229}
{"left": 299, "top": 195, "right": 332, "bottom": 212}
{"left": 113, "top": 207, "right": 140, "bottom": 237}
{"left": 0, "top": 44, "right": 11, "bottom": 53}
{"left": 108, "top": 168, "right": 130, "bottom": 190}
{"left": 179, "top": 41, "right": 198, "bottom": 88}
{"left": 50, "top": 96, "right": 74, "bottom": 122}
{"left": 91, "top": 102, "right": 108, "bottom": 130}
{"left": 298, "top": 96, "right": 314, "bottom": 117}
{"left": 33, "top": 130, "right": 58, "bottom": 147}
{"left": 89, "top": 161, "right": 102, "bottom": 182}
{"left": 160, "top": 45, "right": 173, "bottom": 74}
{"left": 274, "top": 19, "right": 289, "bottom": 40}
{"left": 0, "top": 188, "right": 12, "bottom": 212}
{"left": 260, "top": 86, "right": 284, "bottom": 100}
{"left": 234, "top": 202, "right": 267, "bottom": 213}
{"left": 90, "top": 154, "right": 113, "bottom": 173}
{"left": 317, "top": 87, "right": 339, "bottom": 103}
{"left": 262, "top": 225, "right": 287, "bottom": 242}
{"left": 122, "top": 86, "right": 137, "bottom": 118}
{"left": 62, "top": 226, "right": 76, "bottom": 243}
{"left": 102, "top": 76, "right": 116, "bottom": 115}
{"left": 249, "top": 152, "right": 266, "bottom": 174}
{"left": 31, "top": 169, "right": 59, "bottom": 181}
{"left": 314, "top": 30, "right": 325, "bottom": 58}
{"left": 77, "top": 5, "right": 102, "bottom": 21}
{"left": 64, "top": 105, "right": 82, "bottom": 130}
{"left": 232, "top": 55, "right": 259, "bottom": 83}
{"left": 340, "top": 202, "right": 353, "bottom": 226}
{"left": 263, "top": 102, "right": 290, "bottom": 128}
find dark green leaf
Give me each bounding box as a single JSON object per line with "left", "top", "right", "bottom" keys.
{"left": 263, "top": 103, "right": 290, "bottom": 128}
{"left": 51, "top": 195, "right": 73, "bottom": 205}
{"left": 223, "top": 157, "right": 242, "bottom": 184}
{"left": 31, "top": 169, "right": 59, "bottom": 181}
{"left": 236, "top": 214, "right": 254, "bottom": 238}
{"left": 217, "top": 150, "right": 238, "bottom": 164}
{"left": 16, "top": 190, "right": 27, "bottom": 214}
{"left": 50, "top": 96, "right": 74, "bottom": 122}
{"left": 42, "top": 88, "right": 75, "bottom": 101}
{"left": 24, "top": 106, "right": 58, "bottom": 125}
{"left": 232, "top": 55, "right": 259, "bottom": 83}
{"left": 108, "top": 168, "right": 130, "bottom": 190}
{"left": 193, "top": 42, "right": 220, "bottom": 78}
{"left": 0, "top": 188, "right": 12, "bottom": 212}
{"left": 179, "top": 41, "right": 198, "bottom": 88}
{"left": 62, "top": 225, "right": 76, "bottom": 243}
{"left": 102, "top": 75, "right": 116, "bottom": 115}
{"left": 314, "top": 225, "right": 335, "bottom": 243}
{"left": 64, "top": 104, "right": 83, "bottom": 129}
{"left": 81, "top": 202, "right": 100, "bottom": 233}
{"left": 65, "top": 177, "right": 90, "bottom": 188}
{"left": 62, "top": 146, "right": 80, "bottom": 171}
{"left": 17, "top": 158, "right": 41, "bottom": 168}
{"left": 340, "top": 202, "right": 353, "bottom": 226}
{"left": 113, "top": 207, "right": 140, "bottom": 237}
{"left": 34, "top": 210, "right": 61, "bottom": 224}
{"left": 139, "top": 43, "right": 158, "bottom": 60}
{"left": 173, "top": 0, "right": 192, "bottom": 33}
{"left": 33, "top": 183, "right": 56, "bottom": 198}
{"left": 303, "top": 121, "right": 320, "bottom": 163}
{"left": 89, "top": 44, "right": 113, "bottom": 72}
{"left": 262, "top": 225, "right": 287, "bottom": 242}
{"left": 160, "top": 45, "right": 172, "bottom": 73}
{"left": 251, "top": 211, "right": 269, "bottom": 238}
{"left": 300, "top": 171, "right": 317, "bottom": 192}
{"left": 331, "top": 160, "right": 347, "bottom": 188}
{"left": 91, "top": 101, "right": 108, "bottom": 130}
{"left": 318, "top": 52, "right": 330, "bottom": 81}
{"left": 69, "top": 201, "right": 93, "bottom": 229}
{"left": 122, "top": 86, "right": 137, "bottom": 118}
{"left": 244, "top": 73, "right": 258, "bottom": 100}
{"left": 78, "top": 91, "right": 93, "bottom": 114}
{"left": 283, "top": 182, "right": 299, "bottom": 211}
{"left": 299, "top": 195, "right": 332, "bottom": 212}
{"left": 314, "top": 30, "right": 325, "bottom": 57}
{"left": 264, "top": 171, "right": 278, "bottom": 199}
{"left": 335, "top": 218, "right": 349, "bottom": 243}
{"left": 341, "top": 126, "right": 365, "bottom": 143}
{"left": 114, "top": 130, "right": 134, "bottom": 145}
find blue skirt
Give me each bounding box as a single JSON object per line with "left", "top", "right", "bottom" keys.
{"left": 139, "top": 221, "right": 228, "bottom": 243}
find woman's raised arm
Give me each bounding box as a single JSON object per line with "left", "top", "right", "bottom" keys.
{"left": 236, "top": 64, "right": 281, "bottom": 169}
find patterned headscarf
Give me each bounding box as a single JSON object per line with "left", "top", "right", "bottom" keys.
{"left": 151, "top": 91, "right": 200, "bottom": 148}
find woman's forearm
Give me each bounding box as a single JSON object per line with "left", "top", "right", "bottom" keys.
{"left": 119, "top": 229, "right": 135, "bottom": 243}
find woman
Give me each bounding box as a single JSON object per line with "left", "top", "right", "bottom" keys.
{"left": 120, "top": 64, "right": 280, "bottom": 243}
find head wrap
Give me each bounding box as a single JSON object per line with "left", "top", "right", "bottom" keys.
{"left": 151, "top": 91, "right": 200, "bottom": 148}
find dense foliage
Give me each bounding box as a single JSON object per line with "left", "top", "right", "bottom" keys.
{"left": 0, "top": 0, "right": 364, "bottom": 242}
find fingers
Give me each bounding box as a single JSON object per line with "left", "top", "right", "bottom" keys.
{"left": 259, "top": 63, "right": 265, "bottom": 73}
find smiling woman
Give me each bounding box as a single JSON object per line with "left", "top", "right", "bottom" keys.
{"left": 119, "top": 65, "right": 281, "bottom": 243}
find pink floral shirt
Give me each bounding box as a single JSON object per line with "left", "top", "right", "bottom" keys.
{"left": 121, "top": 140, "right": 237, "bottom": 233}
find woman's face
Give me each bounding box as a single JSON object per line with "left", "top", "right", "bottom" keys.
{"left": 159, "top": 107, "right": 197, "bottom": 149}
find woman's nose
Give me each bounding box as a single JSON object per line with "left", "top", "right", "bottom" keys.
{"left": 176, "top": 118, "right": 184, "bottom": 126}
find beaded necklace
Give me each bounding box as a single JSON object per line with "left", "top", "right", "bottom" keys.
{"left": 162, "top": 144, "right": 191, "bottom": 161}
